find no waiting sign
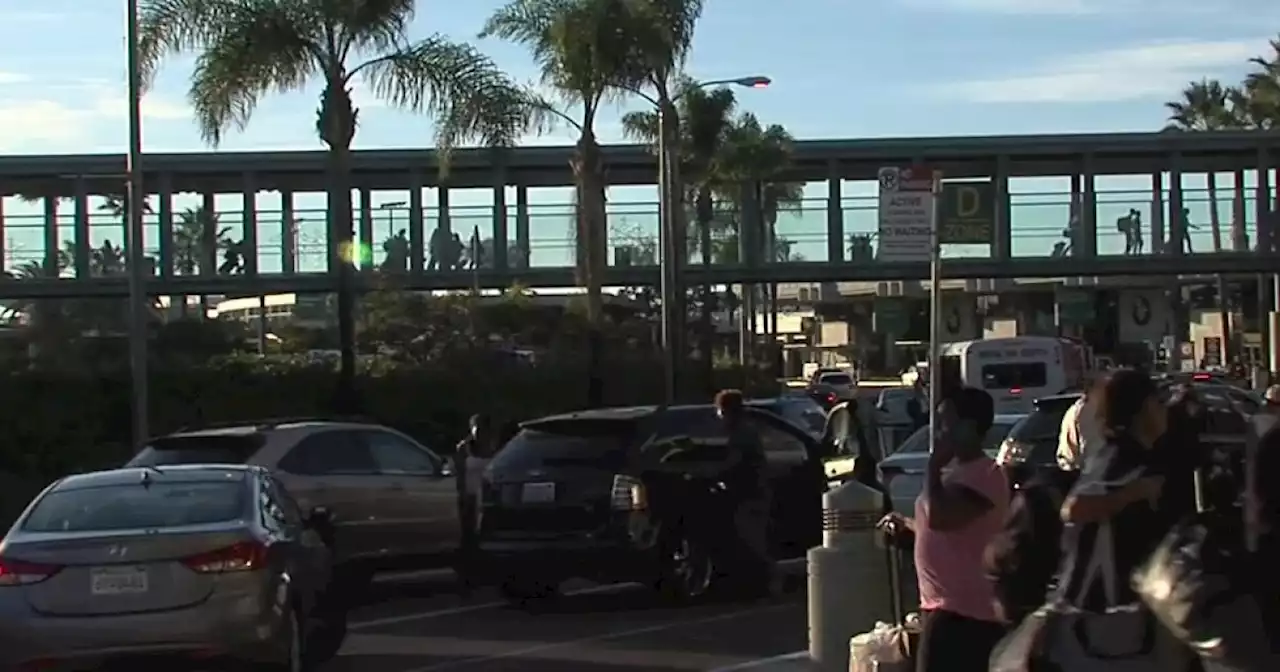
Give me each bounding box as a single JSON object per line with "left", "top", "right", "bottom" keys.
{"left": 877, "top": 166, "right": 940, "bottom": 262}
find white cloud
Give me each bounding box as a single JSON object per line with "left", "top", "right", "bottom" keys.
{"left": 0, "top": 84, "right": 190, "bottom": 152}
{"left": 935, "top": 40, "right": 1264, "bottom": 104}
{"left": 0, "top": 72, "right": 29, "bottom": 84}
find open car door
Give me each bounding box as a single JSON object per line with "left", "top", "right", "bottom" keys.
{"left": 820, "top": 402, "right": 858, "bottom": 483}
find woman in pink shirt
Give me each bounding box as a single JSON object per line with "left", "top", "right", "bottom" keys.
{"left": 880, "top": 387, "right": 1010, "bottom": 672}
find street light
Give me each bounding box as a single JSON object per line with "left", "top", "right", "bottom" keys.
{"left": 125, "top": 0, "right": 148, "bottom": 447}
{"left": 654, "top": 75, "right": 771, "bottom": 403}
{"left": 379, "top": 200, "right": 407, "bottom": 239}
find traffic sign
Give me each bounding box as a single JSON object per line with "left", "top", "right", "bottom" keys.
{"left": 877, "top": 166, "right": 939, "bottom": 262}
{"left": 939, "top": 182, "right": 994, "bottom": 244}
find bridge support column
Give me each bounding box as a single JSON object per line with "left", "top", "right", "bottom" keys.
{"left": 407, "top": 173, "right": 423, "bottom": 273}
{"left": 157, "top": 173, "right": 174, "bottom": 278}
{"left": 826, "top": 161, "right": 842, "bottom": 263}
{"left": 1256, "top": 147, "right": 1274, "bottom": 374}
{"left": 42, "top": 197, "right": 58, "bottom": 275}
{"left": 202, "top": 192, "right": 217, "bottom": 277}
{"left": 358, "top": 186, "right": 373, "bottom": 270}
{"left": 72, "top": 178, "right": 89, "bottom": 279}
{"left": 515, "top": 185, "right": 530, "bottom": 270}
{"left": 994, "top": 155, "right": 1010, "bottom": 260}
{"left": 1169, "top": 152, "right": 1187, "bottom": 371}
{"left": 492, "top": 172, "right": 508, "bottom": 272}
{"left": 281, "top": 190, "right": 296, "bottom": 275}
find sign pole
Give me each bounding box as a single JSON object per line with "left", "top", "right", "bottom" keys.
{"left": 927, "top": 171, "right": 942, "bottom": 453}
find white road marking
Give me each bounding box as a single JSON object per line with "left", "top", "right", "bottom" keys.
{"left": 709, "top": 651, "right": 809, "bottom": 670}
{"left": 398, "top": 602, "right": 797, "bottom": 671}
{"left": 349, "top": 556, "right": 806, "bottom": 630}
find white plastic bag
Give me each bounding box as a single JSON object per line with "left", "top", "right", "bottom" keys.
{"left": 849, "top": 621, "right": 906, "bottom": 672}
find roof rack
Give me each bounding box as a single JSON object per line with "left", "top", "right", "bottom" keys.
{"left": 176, "top": 415, "right": 378, "bottom": 432}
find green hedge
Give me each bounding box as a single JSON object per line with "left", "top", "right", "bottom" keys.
{"left": 0, "top": 355, "right": 779, "bottom": 523}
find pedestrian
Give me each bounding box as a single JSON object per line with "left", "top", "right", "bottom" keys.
{"left": 985, "top": 465, "right": 1078, "bottom": 626}
{"left": 454, "top": 413, "right": 491, "bottom": 593}
{"left": 1048, "top": 368, "right": 1192, "bottom": 671}
{"left": 878, "top": 386, "right": 1010, "bottom": 672}
{"left": 1157, "top": 385, "right": 1211, "bottom": 519}
{"left": 1057, "top": 377, "right": 1105, "bottom": 471}
{"left": 713, "top": 389, "right": 776, "bottom": 596}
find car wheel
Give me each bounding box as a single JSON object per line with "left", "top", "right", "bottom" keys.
{"left": 655, "top": 532, "right": 714, "bottom": 602}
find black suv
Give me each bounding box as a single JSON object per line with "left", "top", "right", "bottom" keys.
{"left": 477, "top": 404, "right": 828, "bottom": 602}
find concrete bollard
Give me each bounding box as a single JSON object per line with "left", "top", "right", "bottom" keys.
{"left": 807, "top": 479, "right": 893, "bottom": 672}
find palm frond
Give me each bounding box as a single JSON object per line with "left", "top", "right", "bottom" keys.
{"left": 136, "top": 0, "right": 239, "bottom": 91}
{"left": 329, "top": 0, "right": 415, "bottom": 57}
{"left": 187, "top": 3, "right": 318, "bottom": 145}
{"left": 620, "top": 109, "right": 658, "bottom": 143}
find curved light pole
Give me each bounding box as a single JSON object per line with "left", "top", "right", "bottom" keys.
{"left": 644, "top": 76, "right": 771, "bottom": 403}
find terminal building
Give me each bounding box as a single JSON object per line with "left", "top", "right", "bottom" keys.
{"left": 1, "top": 130, "right": 1279, "bottom": 372}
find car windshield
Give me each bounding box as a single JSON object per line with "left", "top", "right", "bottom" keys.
{"left": 895, "top": 421, "right": 1018, "bottom": 455}
{"left": 23, "top": 480, "right": 247, "bottom": 532}
{"left": 769, "top": 400, "right": 826, "bottom": 432}
{"left": 820, "top": 373, "right": 853, "bottom": 386}
{"left": 489, "top": 422, "right": 633, "bottom": 471}
{"left": 127, "top": 435, "right": 265, "bottom": 466}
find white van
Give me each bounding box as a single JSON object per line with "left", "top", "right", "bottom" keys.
{"left": 938, "top": 337, "right": 1088, "bottom": 413}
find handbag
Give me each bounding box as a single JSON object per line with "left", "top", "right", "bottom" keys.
{"left": 992, "top": 515, "right": 1161, "bottom": 671}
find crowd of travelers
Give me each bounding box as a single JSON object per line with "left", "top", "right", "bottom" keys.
{"left": 877, "top": 371, "right": 1280, "bottom": 672}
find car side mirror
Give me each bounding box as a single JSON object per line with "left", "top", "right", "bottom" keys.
{"left": 440, "top": 457, "right": 455, "bottom": 477}
{"left": 305, "top": 506, "right": 333, "bottom": 527}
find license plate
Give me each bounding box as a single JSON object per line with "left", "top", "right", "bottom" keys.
{"left": 521, "top": 482, "right": 556, "bottom": 504}
{"left": 90, "top": 567, "right": 149, "bottom": 596}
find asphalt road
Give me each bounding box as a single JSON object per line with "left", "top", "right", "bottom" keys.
{"left": 324, "top": 567, "right": 808, "bottom": 672}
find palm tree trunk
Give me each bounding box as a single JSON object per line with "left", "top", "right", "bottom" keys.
{"left": 330, "top": 144, "right": 359, "bottom": 412}
{"left": 575, "top": 136, "right": 606, "bottom": 407}
{"left": 696, "top": 186, "right": 714, "bottom": 394}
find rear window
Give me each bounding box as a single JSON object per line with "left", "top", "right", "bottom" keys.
{"left": 127, "top": 435, "right": 266, "bottom": 467}
{"left": 1007, "top": 397, "right": 1079, "bottom": 443}
{"left": 23, "top": 481, "right": 247, "bottom": 532}
{"left": 819, "top": 373, "right": 853, "bottom": 386}
{"left": 489, "top": 424, "right": 632, "bottom": 472}
{"left": 895, "top": 421, "right": 1018, "bottom": 454}
{"left": 981, "top": 363, "right": 1047, "bottom": 390}
{"left": 754, "top": 400, "right": 826, "bottom": 432}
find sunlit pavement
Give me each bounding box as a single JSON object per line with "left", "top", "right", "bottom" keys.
{"left": 325, "top": 569, "right": 807, "bottom": 671}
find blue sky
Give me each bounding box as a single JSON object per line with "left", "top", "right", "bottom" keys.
{"left": 1, "top": 0, "right": 1277, "bottom": 152}
{"left": 0, "top": 0, "right": 1278, "bottom": 270}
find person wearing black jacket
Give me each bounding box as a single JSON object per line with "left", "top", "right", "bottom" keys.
{"left": 1155, "top": 386, "right": 1211, "bottom": 521}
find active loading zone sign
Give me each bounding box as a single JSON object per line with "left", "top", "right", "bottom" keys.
{"left": 877, "top": 166, "right": 940, "bottom": 262}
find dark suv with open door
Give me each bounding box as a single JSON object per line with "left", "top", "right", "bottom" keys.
{"left": 477, "top": 405, "right": 827, "bottom": 602}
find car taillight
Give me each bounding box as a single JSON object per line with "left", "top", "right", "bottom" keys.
{"left": 997, "top": 439, "right": 1031, "bottom": 467}
{"left": 1009, "top": 387, "right": 1023, "bottom": 395}
{"left": 181, "top": 541, "right": 266, "bottom": 574}
{"left": 826, "top": 393, "right": 837, "bottom": 404}
{"left": 0, "top": 557, "right": 62, "bottom": 586}
{"left": 610, "top": 475, "right": 647, "bottom": 511}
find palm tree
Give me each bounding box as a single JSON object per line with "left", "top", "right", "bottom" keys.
{"left": 621, "top": 78, "right": 737, "bottom": 383}
{"left": 1165, "top": 79, "right": 1233, "bottom": 252}
{"left": 482, "top": 0, "right": 644, "bottom": 405}
{"left": 715, "top": 112, "right": 803, "bottom": 341}
{"left": 173, "top": 206, "right": 231, "bottom": 318}
{"left": 139, "top": 0, "right": 532, "bottom": 408}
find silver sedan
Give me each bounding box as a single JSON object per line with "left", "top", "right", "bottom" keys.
{"left": 876, "top": 413, "right": 1026, "bottom": 513}
{"left": 0, "top": 464, "right": 337, "bottom": 671}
